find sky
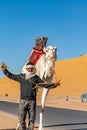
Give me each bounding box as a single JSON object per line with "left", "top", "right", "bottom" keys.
{"left": 0, "top": 0, "right": 87, "bottom": 77}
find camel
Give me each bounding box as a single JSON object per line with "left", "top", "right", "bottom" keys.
{"left": 36, "top": 46, "right": 57, "bottom": 130}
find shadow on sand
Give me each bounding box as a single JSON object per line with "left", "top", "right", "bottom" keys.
{"left": 0, "top": 126, "right": 38, "bottom": 130}
{"left": 69, "top": 128, "right": 87, "bottom": 130}
{"left": 0, "top": 129, "right": 31, "bottom": 130}
{"left": 0, "top": 129, "right": 16, "bottom": 130}
{"left": 44, "top": 122, "right": 87, "bottom": 130}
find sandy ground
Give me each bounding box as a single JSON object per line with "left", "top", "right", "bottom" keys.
{"left": 0, "top": 95, "right": 87, "bottom": 130}
{"left": 0, "top": 111, "right": 39, "bottom": 130}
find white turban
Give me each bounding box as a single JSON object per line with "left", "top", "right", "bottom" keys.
{"left": 21, "top": 62, "right": 36, "bottom": 79}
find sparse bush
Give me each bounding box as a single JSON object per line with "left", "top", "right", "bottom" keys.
{"left": 5, "top": 93, "right": 8, "bottom": 96}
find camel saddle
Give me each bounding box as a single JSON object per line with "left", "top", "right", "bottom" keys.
{"left": 29, "top": 47, "right": 46, "bottom": 65}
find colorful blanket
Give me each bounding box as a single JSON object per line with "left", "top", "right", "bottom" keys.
{"left": 29, "top": 49, "right": 46, "bottom": 65}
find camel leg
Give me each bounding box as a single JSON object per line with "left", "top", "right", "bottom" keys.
{"left": 41, "top": 88, "right": 49, "bottom": 110}
{"left": 39, "top": 88, "right": 49, "bottom": 130}
{"left": 16, "top": 122, "right": 20, "bottom": 130}
{"left": 39, "top": 112, "right": 43, "bottom": 130}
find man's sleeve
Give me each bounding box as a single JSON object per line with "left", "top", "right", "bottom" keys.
{"left": 39, "top": 83, "right": 56, "bottom": 89}
{"left": 3, "top": 69, "right": 20, "bottom": 82}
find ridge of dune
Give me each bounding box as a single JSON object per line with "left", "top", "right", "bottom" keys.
{"left": 0, "top": 54, "right": 87, "bottom": 97}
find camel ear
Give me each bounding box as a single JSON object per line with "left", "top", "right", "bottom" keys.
{"left": 54, "top": 47, "right": 57, "bottom": 50}
{"left": 45, "top": 48, "right": 48, "bottom": 52}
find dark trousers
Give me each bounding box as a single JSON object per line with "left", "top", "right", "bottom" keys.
{"left": 19, "top": 99, "right": 36, "bottom": 130}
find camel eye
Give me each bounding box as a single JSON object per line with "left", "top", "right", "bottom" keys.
{"left": 46, "top": 50, "right": 48, "bottom": 52}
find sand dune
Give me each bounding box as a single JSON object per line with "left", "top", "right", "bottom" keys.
{"left": 0, "top": 54, "right": 87, "bottom": 97}
{"left": 53, "top": 54, "right": 87, "bottom": 96}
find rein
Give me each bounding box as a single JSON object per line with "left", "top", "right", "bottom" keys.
{"left": 19, "top": 74, "right": 39, "bottom": 90}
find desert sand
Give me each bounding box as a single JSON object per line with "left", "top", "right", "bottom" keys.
{"left": 0, "top": 55, "right": 87, "bottom": 129}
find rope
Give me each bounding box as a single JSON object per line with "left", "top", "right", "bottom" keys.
{"left": 0, "top": 62, "right": 40, "bottom": 90}
{"left": 53, "top": 69, "right": 58, "bottom": 82}
{"left": 19, "top": 74, "right": 39, "bottom": 90}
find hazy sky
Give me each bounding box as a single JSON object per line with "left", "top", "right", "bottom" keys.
{"left": 0, "top": 0, "right": 87, "bottom": 77}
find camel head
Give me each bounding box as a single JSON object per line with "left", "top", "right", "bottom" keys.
{"left": 45, "top": 46, "right": 57, "bottom": 60}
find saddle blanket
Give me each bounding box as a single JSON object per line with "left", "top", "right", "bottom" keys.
{"left": 29, "top": 50, "right": 46, "bottom": 65}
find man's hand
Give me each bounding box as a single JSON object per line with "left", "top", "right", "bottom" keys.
{"left": 55, "top": 79, "right": 61, "bottom": 87}
{"left": 1, "top": 63, "right": 7, "bottom": 70}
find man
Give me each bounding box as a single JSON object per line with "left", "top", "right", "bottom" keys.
{"left": 1, "top": 62, "right": 60, "bottom": 130}
{"left": 33, "top": 37, "right": 42, "bottom": 51}
{"left": 29, "top": 37, "right": 48, "bottom": 65}
{"left": 41, "top": 36, "right": 48, "bottom": 50}
{"left": 32, "top": 36, "right": 48, "bottom": 51}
